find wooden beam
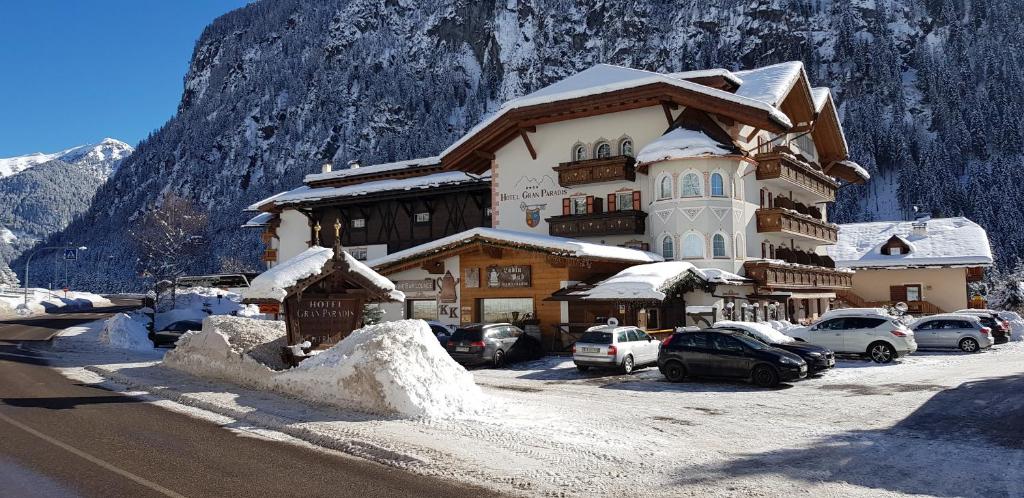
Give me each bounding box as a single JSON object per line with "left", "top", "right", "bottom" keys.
{"left": 473, "top": 150, "right": 496, "bottom": 161}
{"left": 744, "top": 126, "right": 762, "bottom": 142}
{"left": 482, "top": 245, "right": 503, "bottom": 260}
{"left": 519, "top": 128, "right": 537, "bottom": 160}
{"left": 660, "top": 100, "right": 677, "bottom": 125}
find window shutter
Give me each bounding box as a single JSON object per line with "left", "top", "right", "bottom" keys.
{"left": 586, "top": 196, "right": 594, "bottom": 214}
{"left": 562, "top": 198, "right": 570, "bottom": 215}
{"left": 593, "top": 196, "right": 603, "bottom": 213}
{"left": 607, "top": 194, "right": 616, "bottom": 212}
{"left": 632, "top": 191, "right": 641, "bottom": 210}
{"left": 890, "top": 285, "right": 908, "bottom": 302}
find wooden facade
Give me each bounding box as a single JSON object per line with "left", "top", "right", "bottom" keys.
{"left": 756, "top": 207, "right": 838, "bottom": 243}
{"left": 546, "top": 210, "right": 648, "bottom": 238}
{"left": 754, "top": 150, "right": 838, "bottom": 202}
{"left": 553, "top": 155, "right": 637, "bottom": 187}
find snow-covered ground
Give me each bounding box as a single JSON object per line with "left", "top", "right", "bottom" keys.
{"left": 31, "top": 316, "right": 1024, "bottom": 498}
{"left": 0, "top": 288, "right": 111, "bottom": 317}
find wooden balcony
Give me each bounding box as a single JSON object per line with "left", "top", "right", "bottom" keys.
{"left": 546, "top": 210, "right": 647, "bottom": 238}
{"left": 744, "top": 260, "right": 852, "bottom": 290}
{"left": 755, "top": 151, "right": 837, "bottom": 202}
{"left": 756, "top": 208, "right": 838, "bottom": 244}
{"left": 553, "top": 155, "right": 636, "bottom": 187}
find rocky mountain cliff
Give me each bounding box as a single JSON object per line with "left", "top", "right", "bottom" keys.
{"left": 27, "top": 0, "right": 1024, "bottom": 291}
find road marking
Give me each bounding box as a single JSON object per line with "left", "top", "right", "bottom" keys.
{"left": 0, "top": 410, "right": 188, "bottom": 498}
{"left": 0, "top": 351, "right": 42, "bottom": 360}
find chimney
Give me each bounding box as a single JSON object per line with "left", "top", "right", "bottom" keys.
{"left": 911, "top": 220, "right": 928, "bottom": 238}
{"left": 321, "top": 163, "right": 332, "bottom": 173}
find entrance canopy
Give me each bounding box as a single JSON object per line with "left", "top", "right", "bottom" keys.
{"left": 551, "top": 261, "right": 748, "bottom": 303}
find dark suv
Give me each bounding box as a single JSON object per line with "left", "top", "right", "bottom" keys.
{"left": 658, "top": 329, "right": 808, "bottom": 387}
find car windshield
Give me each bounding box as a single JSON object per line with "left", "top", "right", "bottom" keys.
{"left": 450, "top": 329, "right": 483, "bottom": 342}
{"left": 732, "top": 334, "right": 768, "bottom": 350}
{"left": 732, "top": 329, "right": 769, "bottom": 345}
{"left": 578, "top": 331, "right": 613, "bottom": 344}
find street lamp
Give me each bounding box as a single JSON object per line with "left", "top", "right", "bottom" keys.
{"left": 23, "top": 245, "right": 88, "bottom": 307}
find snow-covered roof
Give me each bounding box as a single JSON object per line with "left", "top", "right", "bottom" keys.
{"left": 274, "top": 171, "right": 490, "bottom": 207}
{"left": 244, "top": 246, "right": 404, "bottom": 302}
{"left": 441, "top": 64, "right": 793, "bottom": 159}
{"left": 303, "top": 156, "right": 440, "bottom": 184}
{"left": 827, "top": 217, "right": 993, "bottom": 268}
{"left": 733, "top": 61, "right": 807, "bottom": 107}
{"left": 635, "top": 127, "right": 737, "bottom": 166}
{"left": 241, "top": 212, "right": 275, "bottom": 228}
{"left": 833, "top": 159, "right": 871, "bottom": 181}
{"left": 666, "top": 68, "right": 744, "bottom": 87}
{"left": 369, "top": 227, "right": 662, "bottom": 270}
{"left": 811, "top": 87, "right": 831, "bottom": 112}
{"left": 245, "top": 191, "right": 289, "bottom": 212}
{"left": 714, "top": 320, "right": 796, "bottom": 344}
{"left": 567, "top": 262, "right": 747, "bottom": 302}
{"left": 245, "top": 246, "right": 335, "bottom": 302}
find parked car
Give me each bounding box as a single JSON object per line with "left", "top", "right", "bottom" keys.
{"left": 150, "top": 320, "right": 202, "bottom": 347}
{"left": 952, "top": 310, "right": 1011, "bottom": 344}
{"left": 572, "top": 322, "right": 660, "bottom": 374}
{"left": 910, "top": 314, "right": 992, "bottom": 352}
{"left": 426, "top": 321, "right": 453, "bottom": 348}
{"left": 789, "top": 312, "right": 916, "bottom": 363}
{"left": 713, "top": 321, "right": 835, "bottom": 373}
{"left": 657, "top": 329, "right": 808, "bottom": 387}
{"left": 445, "top": 323, "right": 539, "bottom": 367}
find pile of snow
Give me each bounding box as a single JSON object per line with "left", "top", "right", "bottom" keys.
{"left": 714, "top": 320, "right": 796, "bottom": 344}
{"left": 165, "top": 318, "right": 489, "bottom": 419}
{"left": 156, "top": 286, "right": 256, "bottom": 329}
{"left": 0, "top": 289, "right": 112, "bottom": 317}
{"left": 244, "top": 246, "right": 334, "bottom": 302}
{"left": 635, "top": 127, "right": 735, "bottom": 165}
{"left": 99, "top": 313, "right": 153, "bottom": 351}
{"left": 997, "top": 311, "right": 1024, "bottom": 341}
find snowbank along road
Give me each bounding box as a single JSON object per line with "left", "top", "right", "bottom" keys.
{"left": 0, "top": 306, "right": 503, "bottom": 498}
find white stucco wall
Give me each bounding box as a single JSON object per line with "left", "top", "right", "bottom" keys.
{"left": 277, "top": 209, "right": 310, "bottom": 263}
{"left": 376, "top": 256, "right": 462, "bottom": 328}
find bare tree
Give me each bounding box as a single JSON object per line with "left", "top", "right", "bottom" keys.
{"left": 129, "top": 194, "right": 210, "bottom": 281}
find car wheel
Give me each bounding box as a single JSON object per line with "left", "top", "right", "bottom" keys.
{"left": 959, "top": 337, "right": 980, "bottom": 353}
{"left": 576, "top": 365, "right": 590, "bottom": 372}
{"left": 868, "top": 342, "right": 896, "bottom": 363}
{"left": 663, "top": 361, "right": 686, "bottom": 382}
{"left": 621, "top": 355, "right": 634, "bottom": 374}
{"left": 492, "top": 349, "right": 505, "bottom": 368}
{"left": 752, "top": 365, "right": 780, "bottom": 388}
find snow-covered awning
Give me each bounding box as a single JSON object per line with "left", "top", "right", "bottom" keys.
{"left": 242, "top": 212, "right": 276, "bottom": 228}
{"left": 825, "top": 159, "right": 870, "bottom": 184}
{"left": 552, "top": 262, "right": 748, "bottom": 303}
{"left": 244, "top": 246, "right": 404, "bottom": 303}
{"left": 635, "top": 126, "right": 738, "bottom": 166}
{"left": 369, "top": 227, "right": 662, "bottom": 272}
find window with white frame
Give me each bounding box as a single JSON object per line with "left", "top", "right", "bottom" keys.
{"left": 658, "top": 175, "right": 673, "bottom": 200}
{"left": 710, "top": 173, "right": 725, "bottom": 197}
{"left": 573, "top": 144, "right": 587, "bottom": 161}
{"left": 349, "top": 247, "right": 368, "bottom": 260}
{"left": 569, "top": 196, "right": 588, "bottom": 215}
{"left": 596, "top": 142, "right": 612, "bottom": 158}
{"left": 681, "top": 172, "right": 702, "bottom": 197}
{"left": 620, "top": 138, "right": 634, "bottom": 157}
{"left": 682, "top": 233, "right": 704, "bottom": 258}
{"left": 712, "top": 234, "right": 727, "bottom": 258}
{"left": 351, "top": 218, "right": 366, "bottom": 228}
{"left": 661, "top": 235, "right": 675, "bottom": 260}
{"left": 414, "top": 212, "right": 430, "bottom": 223}
{"left": 616, "top": 191, "right": 633, "bottom": 211}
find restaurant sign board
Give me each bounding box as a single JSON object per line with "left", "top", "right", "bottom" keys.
{"left": 485, "top": 265, "right": 532, "bottom": 288}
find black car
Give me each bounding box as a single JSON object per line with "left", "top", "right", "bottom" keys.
{"left": 657, "top": 329, "right": 808, "bottom": 387}
{"left": 715, "top": 325, "right": 835, "bottom": 373}
{"left": 150, "top": 320, "right": 202, "bottom": 347}
{"left": 959, "top": 312, "right": 1011, "bottom": 344}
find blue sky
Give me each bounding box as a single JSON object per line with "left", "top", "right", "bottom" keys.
{"left": 0, "top": 0, "right": 253, "bottom": 157}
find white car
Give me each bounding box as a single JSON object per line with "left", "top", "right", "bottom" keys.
{"left": 789, "top": 312, "right": 917, "bottom": 363}
{"left": 572, "top": 322, "right": 660, "bottom": 374}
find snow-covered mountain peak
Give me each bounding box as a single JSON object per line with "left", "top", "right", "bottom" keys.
{"left": 0, "top": 138, "right": 134, "bottom": 179}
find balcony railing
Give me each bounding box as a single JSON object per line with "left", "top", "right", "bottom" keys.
{"left": 755, "top": 149, "right": 837, "bottom": 202}
{"left": 743, "top": 260, "right": 853, "bottom": 290}
{"left": 756, "top": 208, "right": 838, "bottom": 243}
{"left": 553, "top": 155, "right": 636, "bottom": 187}
{"left": 546, "top": 210, "right": 647, "bottom": 238}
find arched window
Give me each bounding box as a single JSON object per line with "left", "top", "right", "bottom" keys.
{"left": 681, "top": 173, "right": 702, "bottom": 197}
{"left": 620, "top": 138, "right": 634, "bottom": 157}
{"left": 573, "top": 144, "right": 587, "bottom": 161}
{"left": 710, "top": 173, "right": 725, "bottom": 197}
{"left": 682, "top": 233, "right": 704, "bottom": 259}
{"left": 713, "top": 234, "right": 727, "bottom": 258}
{"left": 661, "top": 236, "right": 675, "bottom": 260}
{"left": 658, "top": 175, "right": 673, "bottom": 200}
{"left": 596, "top": 142, "right": 612, "bottom": 158}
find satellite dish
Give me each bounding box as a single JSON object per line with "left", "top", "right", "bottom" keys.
{"left": 895, "top": 302, "right": 909, "bottom": 313}
{"left": 606, "top": 317, "right": 619, "bottom": 327}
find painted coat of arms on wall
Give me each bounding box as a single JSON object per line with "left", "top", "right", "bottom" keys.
{"left": 520, "top": 201, "right": 547, "bottom": 228}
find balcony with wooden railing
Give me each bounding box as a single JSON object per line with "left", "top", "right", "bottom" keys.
{"left": 553, "top": 155, "right": 636, "bottom": 187}
{"left": 744, "top": 247, "right": 852, "bottom": 290}
{"left": 756, "top": 207, "right": 838, "bottom": 244}
{"left": 755, "top": 147, "right": 837, "bottom": 202}
{"left": 547, "top": 210, "right": 647, "bottom": 238}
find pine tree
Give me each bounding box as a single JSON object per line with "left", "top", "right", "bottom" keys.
{"left": 0, "top": 260, "right": 19, "bottom": 289}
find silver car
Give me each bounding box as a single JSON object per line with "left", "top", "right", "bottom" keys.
{"left": 572, "top": 324, "right": 660, "bottom": 374}
{"left": 445, "top": 323, "right": 523, "bottom": 367}
{"left": 911, "top": 314, "right": 993, "bottom": 352}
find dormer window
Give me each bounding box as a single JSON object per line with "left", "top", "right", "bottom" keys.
{"left": 596, "top": 142, "right": 612, "bottom": 159}
{"left": 881, "top": 235, "right": 912, "bottom": 255}
{"left": 573, "top": 144, "right": 587, "bottom": 161}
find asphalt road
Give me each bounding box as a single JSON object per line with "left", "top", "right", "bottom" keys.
{"left": 0, "top": 305, "right": 503, "bottom": 498}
